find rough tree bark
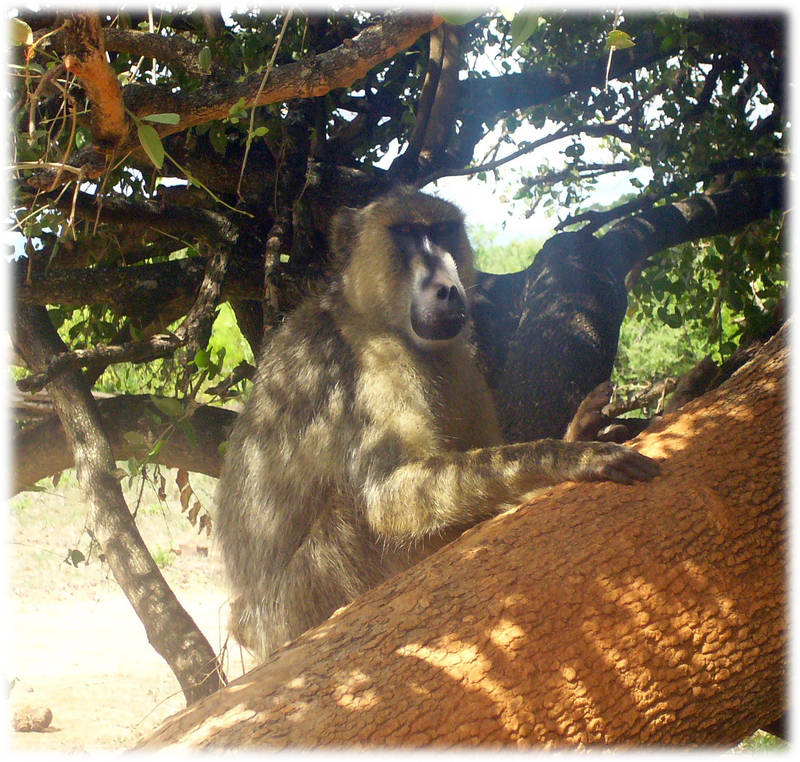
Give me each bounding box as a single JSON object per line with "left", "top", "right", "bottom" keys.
{"left": 62, "top": 13, "right": 128, "bottom": 148}
{"left": 138, "top": 323, "right": 787, "bottom": 750}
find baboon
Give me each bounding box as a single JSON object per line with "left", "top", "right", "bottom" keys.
{"left": 216, "top": 187, "right": 659, "bottom": 660}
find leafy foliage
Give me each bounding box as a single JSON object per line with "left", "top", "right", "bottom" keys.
{"left": 628, "top": 215, "right": 786, "bottom": 362}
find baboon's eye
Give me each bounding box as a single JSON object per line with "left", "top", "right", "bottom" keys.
{"left": 390, "top": 223, "right": 425, "bottom": 261}
{"left": 428, "top": 220, "right": 461, "bottom": 249}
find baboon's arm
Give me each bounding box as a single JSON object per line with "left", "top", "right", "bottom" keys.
{"left": 361, "top": 440, "right": 659, "bottom": 541}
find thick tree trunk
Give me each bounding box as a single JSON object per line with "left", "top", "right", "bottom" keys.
{"left": 139, "top": 323, "right": 787, "bottom": 750}
{"left": 473, "top": 175, "right": 785, "bottom": 442}
{"left": 492, "top": 229, "right": 628, "bottom": 441}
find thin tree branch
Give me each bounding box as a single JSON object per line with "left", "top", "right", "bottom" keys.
{"left": 599, "top": 176, "right": 785, "bottom": 276}
{"left": 422, "top": 125, "right": 571, "bottom": 184}
{"left": 557, "top": 156, "right": 786, "bottom": 232}
{"left": 16, "top": 334, "right": 184, "bottom": 393}
{"left": 179, "top": 243, "right": 232, "bottom": 363}
{"left": 237, "top": 9, "right": 294, "bottom": 200}
{"left": 399, "top": 24, "right": 446, "bottom": 171}
{"left": 12, "top": 305, "right": 225, "bottom": 703}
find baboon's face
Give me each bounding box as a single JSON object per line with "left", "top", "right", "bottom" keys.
{"left": 389, "top": 220, "right": 467, "bottom": 342}
{"left": 339, "top": 191, "right": 475, "bottom": 349}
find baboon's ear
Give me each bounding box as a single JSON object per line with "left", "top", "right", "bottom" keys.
{"left": 329, "top": 206, "right": 360, "bottom": 257}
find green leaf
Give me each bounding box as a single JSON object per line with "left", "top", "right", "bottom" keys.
{"left": 137, "top": 123, "right": 165, "bottom": 169}
{"left": 510, "top": 12, "right": 540, "bottom": 49}
{"left": 606, "top": 29, "right": 635, "bottom": 50}
{"left": 437, "top": 10, "right": 484, "bottom": 26}
{"left": 148, "top": 440, "right": 165, "bottom": 458}
{"left": 150, "top": 395, "right": 184, "bottom": 419}
{"left": 194, "top": 348, "right": 210, "bottom": 370}
{"left": 198, "top": 45, "right": 212, "bottom": 72}
{"left": 228, "top": 96, "right": 247, "bottom": 116}
{"left": 143, "top": 112, "right": 180, "bottom": 125}
{"left": 75, "top": 126, "right": 91, "bottom": 150}
{"left": 209, "top": 122, "right": 228, "bottom": 155}
{"left": 10, "top": 18, "right": 33, "bottom": 46}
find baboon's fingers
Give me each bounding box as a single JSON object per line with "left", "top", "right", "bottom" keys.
{"left": 603, "top": 450, "right": 660, "bottom": 483}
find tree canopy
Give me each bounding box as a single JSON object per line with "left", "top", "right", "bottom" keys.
{"left": 10, "top": 10, "right": 785, "bottom": 384}
{"left": 8, "top": 6, "right": 787, "bottom": 732}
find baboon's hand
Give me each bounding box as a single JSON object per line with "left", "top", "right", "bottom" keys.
{"left": 571, "top": 442, "right": 660, "bottom": 485}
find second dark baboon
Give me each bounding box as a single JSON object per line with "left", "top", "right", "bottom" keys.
{"left": 216, "top": 187, "right": 659, "bottom": 660}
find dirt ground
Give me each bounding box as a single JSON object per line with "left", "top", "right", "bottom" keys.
{"left": 8, "top": 469, "right": 256, "bottom": 753}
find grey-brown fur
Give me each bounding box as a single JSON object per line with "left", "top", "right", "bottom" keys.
{"left": 216, "top": 187, "right": 659, "bottom": 660}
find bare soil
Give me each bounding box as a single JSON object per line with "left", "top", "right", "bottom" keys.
{"left": 8, "top": 470, "right": 256, "bottom": 753}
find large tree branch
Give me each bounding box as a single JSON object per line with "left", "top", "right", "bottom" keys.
{"left": 102, "top": 27, "right": 234, "bottom": 79}
{"left": 44, "top": 190, "right": 240, "bottom": 242}
{"left": 131, "top": 13, "right": 441, "bottom": 130}
{"left": 140, "top": 324, "right": 787, "bottom": 749}
{"left": 394, "top": 23, "right": 462, "bottom": 179}
{"left": 599, "top": 176, "right": 786, "bottom": 275}
{"left": 440, "top": 29, "right": 675, "bottom": 176}
{"left": 459, "top": 30, "right": 671, "bottom": 119}
{"left": 27, "top": 12, "right": 442, "bottom": 190}
{"left": 474, "top": 173, "right": 786, "bottom": 431}
{"left": 555, "top": 156, "right": 785, "bottom": 232}
{"left": 13, "top": 394, "right": 232, "bottom": 493}
{"left": 16, "top": 236, "right": 234, "bottom": 393}
{"left": 15, "top": 253, "right": 262, "bottom": 317}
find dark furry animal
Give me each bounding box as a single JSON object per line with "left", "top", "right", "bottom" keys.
{"left": 216, "top": 188, "right": 659, "bottom": 659}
